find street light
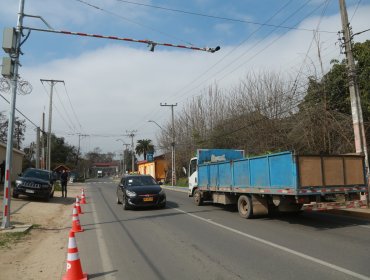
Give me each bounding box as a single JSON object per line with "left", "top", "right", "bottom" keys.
{"left": 148, "top": 120, "right": 163, "bottom": 130}
{"left": 116, "top": 139, "right": 130, "bottom": 174}
{"left": 148, "top": 119, "right": 176, "bottom": 186}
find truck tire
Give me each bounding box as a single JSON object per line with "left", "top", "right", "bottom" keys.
{"left": 238, "top": 195, "right": 253, "bottom": 219}
{"left": 193, "top": 189, "right": 203, "bottom": 206}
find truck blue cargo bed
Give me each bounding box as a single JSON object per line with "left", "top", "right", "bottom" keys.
{"left": 197, "top": 151, "right": 367, "bottom": 195}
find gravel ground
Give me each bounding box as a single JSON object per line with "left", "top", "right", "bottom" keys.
{"left": 0, "top": 184, "right": 86, "bottom": 280}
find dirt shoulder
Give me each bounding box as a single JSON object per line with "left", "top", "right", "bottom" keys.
{"left": 0, "top": 184, "right": 86, "bottom": 280}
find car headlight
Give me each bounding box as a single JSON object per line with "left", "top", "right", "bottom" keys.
{"left": 126, "top": 190, "right": 137, "bottom": 197}
{"left": 159, "top": 189, "right": 165, "bottom": 196}
{"left": 15, "top": 179, "right": 23, "bottom": 186}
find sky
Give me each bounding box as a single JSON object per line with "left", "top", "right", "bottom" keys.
{"left": 0, "top": 0, "right": 369, "bottom": 159}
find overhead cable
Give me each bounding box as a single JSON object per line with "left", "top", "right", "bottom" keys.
{"left": 115, "top": 0, "right": 336, "bottom": 34}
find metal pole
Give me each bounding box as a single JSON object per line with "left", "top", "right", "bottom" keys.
{"left": 160, "top": 103, "right": 177, "bottom": 186}
{"left": 40, "top": 79, "right": 64, "bottom": 171}
{"left": 47, "top": 82, "right": 53, "bottom": 171}
{"left": 131, "top": 135, "right": 135, "bottom": 172}
{"left": 41, "top": 112, "right": 45, "bottom": 169}
{"left": 36, "top": 127, "right": 40, "bottom": 168}
{"left": 1, "top": 0, "right": 25, "bottom": 229}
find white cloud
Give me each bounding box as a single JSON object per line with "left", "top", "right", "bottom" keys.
{"left": 3, "top": 2, "right": 369, "bottom": 155}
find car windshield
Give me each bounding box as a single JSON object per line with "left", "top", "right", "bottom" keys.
{"left": 127, "top": 176, "right": 157, "bottom": 187}
{"left": 23, "top": 169, "right": 50, "bottom": 181}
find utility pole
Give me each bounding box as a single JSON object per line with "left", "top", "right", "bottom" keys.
{"left": 40, "top": 79, "right": 64, "bottom": 170}
{"left": 126, "top": 130, "right": 137, "bottom": 172}
{"left": 76, "top": 133, "right": 88, "bottom": 165}
{"left": 160, "top": 103, "right": 177, "bottom": 186}
{"left": 121, "top": 143, "right": 130, "bottom": 174}
{"left": 116, "top": 139, "right": 130, "bottom": 174}
{"left": 339, "top": 0, "right": 369, "bottom": 178}
{"left": 41, "top": 112, "right": 46, "bottom": 169}
{"left": 1, "top": 0, "right": 25, "bottom": 229}
{"left": 36, "top": 127, "right": 40, "bottom": 168}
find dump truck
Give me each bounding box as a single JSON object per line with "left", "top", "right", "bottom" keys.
{"left": 188, "top": 149, "right": 368, "bottom": 218}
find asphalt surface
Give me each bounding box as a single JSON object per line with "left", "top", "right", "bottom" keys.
{"left": 75, "top": 178, "right": 370, "bottom": 280}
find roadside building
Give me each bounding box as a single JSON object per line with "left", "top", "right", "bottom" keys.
{"left": 0, "top": 141, "right": 25, "bottom": 182}
{"left": 91, "top": 162, "right": 119, "bottom": 177}
{"left": 137, "top": 154, "right": 168, "bottom": 182}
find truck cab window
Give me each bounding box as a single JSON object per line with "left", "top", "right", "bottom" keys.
{"left": 189, "top": 159, "right": 197, "bottom": 176}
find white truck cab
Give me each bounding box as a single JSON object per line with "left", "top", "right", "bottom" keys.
{"left": 188, "top": 157, "right": 198, "bottom": 197}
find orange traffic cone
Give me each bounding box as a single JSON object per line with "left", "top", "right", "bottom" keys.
{"left": 62, "top": 230, "right": 88, "bottom": 280}
{"left": 75, "top": 196, "right": 83, "bottom": 214}
{"left": 71, "top": 206, "right": 84, "bottom": 233}
{"left": 80, "top": 189, "right": 86, "bottom": 204}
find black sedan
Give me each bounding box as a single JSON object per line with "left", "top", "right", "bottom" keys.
{"left": 116, "top": 175, "right": 166, "bottom": 210}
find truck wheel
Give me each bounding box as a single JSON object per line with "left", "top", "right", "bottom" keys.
{"left": 193, "top": 190, "right": 203, "bottom": 206}
{"left": 238, "top": 195, "right": 253, "bottom": 219}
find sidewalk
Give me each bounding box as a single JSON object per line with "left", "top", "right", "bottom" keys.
{"left": 163, "top": 185, "right": 370, "bottom": 220}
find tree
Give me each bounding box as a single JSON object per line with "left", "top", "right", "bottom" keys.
{"left": 0, "top": 111, "right": 26, "bottom": 149}
{"left": 135, "top": 139, "right": 154, "bottom": 160}
{"left": 50, "top": 134, "right": 79, "bottom": 170}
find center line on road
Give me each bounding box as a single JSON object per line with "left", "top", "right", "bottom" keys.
{"left": 173, "top": 208, "right": 370, "bottom": 280}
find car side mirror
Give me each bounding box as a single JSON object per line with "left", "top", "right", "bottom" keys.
{"left": 158, "top": 181, "right": 163, "bottom": 185}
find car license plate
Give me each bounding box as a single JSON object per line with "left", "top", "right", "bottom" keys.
{"left": 143, "top": 197, "right": 153, "bottom": 202}
{"left": 26, "top": 189, "right": 34, "bottom": 194}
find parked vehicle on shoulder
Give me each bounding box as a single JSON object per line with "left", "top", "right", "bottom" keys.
{"left": 116, "top": 174, "right": 166, "bottom": 210}
{"left": 13, "top": 168, "right": 56, "bottom": 201}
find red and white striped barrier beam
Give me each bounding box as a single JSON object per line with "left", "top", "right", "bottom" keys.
{"left": 23, "top": 27, "right": 221, "bottom": 53}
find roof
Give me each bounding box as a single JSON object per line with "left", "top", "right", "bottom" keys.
{"left": 93, "top": 162, "right": 119, "bottom": 167}
{"left": 53, "top": 165, "right": 71, "bottom": 172}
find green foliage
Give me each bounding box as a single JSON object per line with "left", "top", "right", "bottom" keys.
{"left": 135, "top": 139, "right": 154, "bottom": 160}
{"left": 0, "top": 112, "right": 26, "bottom": 149}
{"left": 176, "top": 177, "right": 188, "bottom": 187}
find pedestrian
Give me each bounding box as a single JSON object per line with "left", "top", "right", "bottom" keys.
{"left": 60, "top": 169, "right": 68, "bottom": 198}
{"left": 0, "top": 160, "right": 5, "bottom": 184}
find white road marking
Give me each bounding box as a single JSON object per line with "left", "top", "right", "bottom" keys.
{"left": 173, "top": 208, "right": 370, "bottom": 280}
{"left": 90, "top": 198, "right": 116, "bottom": 279}
{"left": 360, "top": 225, "right": 370, "bottom": 229}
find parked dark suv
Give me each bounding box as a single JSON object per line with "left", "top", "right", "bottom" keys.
{"left": 13, "top": 168, "right": 56, "bottom": 201}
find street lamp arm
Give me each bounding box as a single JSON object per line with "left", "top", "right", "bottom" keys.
{"left": 148, "top": 120, "right": 163, "bottom": 130}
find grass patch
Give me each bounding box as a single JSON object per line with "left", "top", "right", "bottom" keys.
{"left": 0, "top": 231, "right": 28, "bottom": 248}
{"left": 176, "top": 177, "right": 188, "bottom": 187}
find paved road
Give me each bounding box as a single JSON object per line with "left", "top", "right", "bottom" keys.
{"left": 77, "top": 178, "right": 370, "bottom": 280}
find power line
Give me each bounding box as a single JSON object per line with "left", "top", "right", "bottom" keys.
{"left": 62, "top": 83, "right": 83, "bottom": 131}
{"left": 54, "top": 86, "right": 78, "bottom": 133}
{"left": 75, "top": 0, "right": 195, "bottom": 46}
{"left": 0, "top": 93, "right": 39, "bottom": 128}
{"left": 130, "top": 0, "right": 298, "bottom": 131}
{"left": 41, "top": 81, "right": 76, "bottom": 133}
{"left": 115, "top": 0, "right": 336, "bottom": 34}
